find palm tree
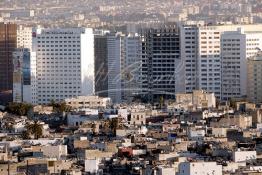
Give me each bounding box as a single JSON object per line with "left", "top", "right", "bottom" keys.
{"left": 91, "top": 123, "right": 96, "bottom": 135}
{"left": 5, "top": 122, "right": 13, "bottom": 133}
{"left": 21, "top": 130, "right": 30, "bottom": 139}
{"left": 26, "top": 121, "right": 43, "bottom": 139}
{"left": 49, "top": 101, "right": 71, "bottom": 113}
{"left": 103, "top": 120, "right": 110, "bottom": 133}
{"left": 109, "top": 118, "right": 119, "bottom": 136}
{"left": 159, "top": 96, "right": 164, "bottom": 109}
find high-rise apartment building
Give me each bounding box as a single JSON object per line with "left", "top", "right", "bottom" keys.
{"left": 0, "top": 23, "right": 17, "bottom": 104}
{"left": 94, "top": 34, "right": 108, "bottom": 98}
{"left": 247, "top": 51, "right": 262, "bottom": 103}
{"left": 179, "top": 24, "right": 262, "bottom": 100}
{"left": 122, "top": 34, "right": 142, "bottom": 103}
{"left": 13, "top": 26, "right": 38, "bottom": 104}
{"left": 13, "top": 48, "right": 37, "bottom": 104}
{"left": 179, "top": 25, "right": 198, "bottom": 93}
{"left": 107, "top": 32, "right": 123, "bottom": 104}
{"left": 95, "top": 32, "right": 142, "bottom": 103}
{"left": 221, "top": 28, "right": 262, "bottom": 100}
{"left": 141, "top": 27, "right": 180, "bottom": 102}
{"left": 17, "top": 25, "right": 33, "bottom": 51}
{"left": 197, "top": 27, "right": 221, "bottom": 98}
{"left": 32, "top": 28, "right": 94, "bottom": 104}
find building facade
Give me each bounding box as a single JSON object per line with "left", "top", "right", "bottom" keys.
{"left": 178, "top": 162, "right": 222, "bottom": 175}
{"left": 0, "top": 23, "right": 17, "bottom": 104}
{"left": 32, "top": 28, "right": 94, "bottom": 104}
{"left": 141, "top": 27, "right": 180, "bottom": 102}
{"left": 17, "top": 25, "right": 33, "bottom": 51}
{"left": 247, "top": 51, "right": 262, "bottom": 103}
{"left": 179, "top": 24, "right": 262, "bottom": 101}
{"left": 64, "top": 96, "right": 111, "bottom": 109}
{"left": 179, "top": 25, "right": 198, "bottom": 94}
{"left": 221, "top": 28, "right": 262, "bottom": 100}
{"left": 94, "top": 34, "right": 108, "bottom": 98}
{"left": 107, "top": 32, "right": 123, "bottom": 104}
{"left": 12, "top": 48, "right": 37, "bottom": 104}
{"left": 122, "top": 34, "right": 142, "bottom": 103}
{"left": 95, "top": 32, "right": 142, "bottom": 104}
{"left": 197, "top": 27, "right": 221, "bottom": 98}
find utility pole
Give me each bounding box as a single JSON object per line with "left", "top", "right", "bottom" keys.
{"left": 7, "top": 161, "right": 10, "bottom": 175}
{"left": 26, "top": 160, "right": 28, "bottom": 175}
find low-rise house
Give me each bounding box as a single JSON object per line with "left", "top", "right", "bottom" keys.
{"left": 130, "top": 110, "right": 146, "bottom": 126}
{"left": 210, "top": 115, "right": 252, "bottom": 129}
{"left": 116, "top": 128, "right": 137, "bottom": 137}
{"left": 175, "top": 141, "right": 190, "bottom": 152}
{"left": 158, "top": 152, "right": 178, "bottom": 161}
{"left": 47, "top": 160, "right": 74, "bottom": 174}
{"left": 0, "top": 152, "right": 8, "bottom": 161}
{"left": 233, "top": 150, "right": 257, "bottom": 163}
{"left": 133, "top": 148, "right": 146, "bottom": 156}
{"left": 188, "top": 128, "right": 206, "bottom": 141}
{"left": 85, "top": 159, "right": 101, "bottom": 174}
{"left": 0, "top": 163, "right": 18, "bottom": 175}
{"left": 12, "top": 117, "right": 27, "bottom": 133}
{"left": 162, "top": 123, "right": 180, "bottom": 132}
{"left": 33, "top": 105, "right": 54, "bottom": 115}
{"left": 223, "top": 162, "right": 246, "bottom": 174}
{"left": 212, "top": 127, "right": 228, "bottom": 137}
{"left": 41, "top": 145, "right": 68, "bottom": 160}
{"left": 65, "top": 96, "right": 111, "bottom": 109}
{"left": 73, "top": 139, "right": 90, "bottom": 149}
{"left": 156, "top": 166, "right": 176, "bottom": 175}
{"left": 67, "top": 111, "right": 98, "bottom": 126}
{"left": 178, "top": 162, "right": 223, "bottom": 175}
{"left": 85, "top": 149, "right": 114, "bottom": 159}
{"left": 176, "top": 90, "right": 216, "bottom": 110}
{"left": 251, "top": 109, "right": 262, "bottom": 125}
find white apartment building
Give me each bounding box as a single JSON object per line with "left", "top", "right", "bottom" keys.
{"left": 179, "top": 24, "right": 262, "bottom": 100}
{"left": 197, "top": 27, "right": 221, "bottom": 98}
{"left": 17, "top": 25, "right": 33, "bottom": 51}
{"left": 221, "top": 28, "right": 262, "bottom": 100}
{"left": 179, "top": 25, "right": 221, "bottom": 97}
{"left": 32, "top": 28, "right": 94, "bottom": 104}
{"left": 178, "top": 162, "right": 222, "bottom": 175}
{"left": 179, "top": 25, "right": 198, "bottom": 93}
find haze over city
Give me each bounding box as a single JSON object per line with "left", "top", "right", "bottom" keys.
{"left": 0, "top": 0, "right": 262, "bottom": 175}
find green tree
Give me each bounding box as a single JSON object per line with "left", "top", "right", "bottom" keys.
{"left": 6, "top": 102, "right": 32, "bottom": 116}
{"left": 49, "top": 101, "right": 71, "bottom": 113}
